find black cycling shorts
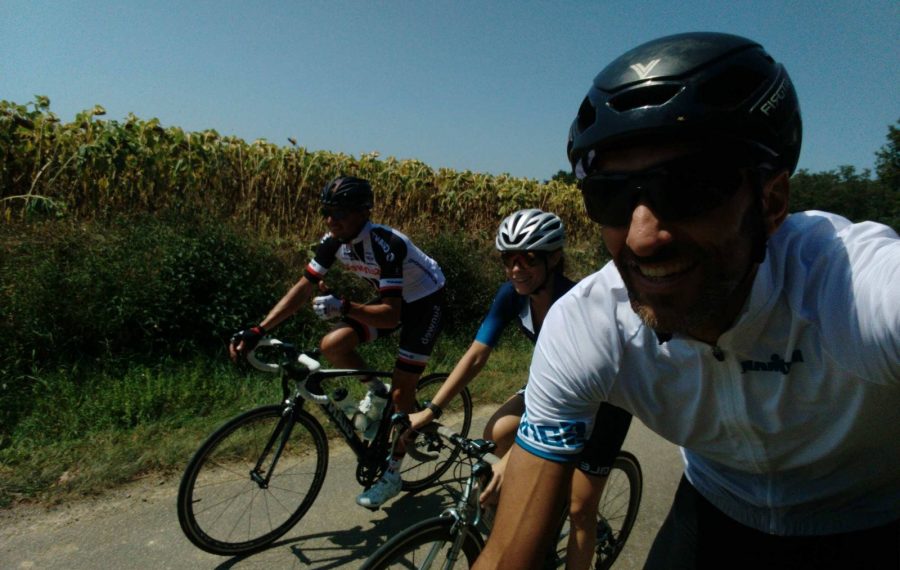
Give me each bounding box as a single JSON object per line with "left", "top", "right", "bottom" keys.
{"left": 342, "top": 288, "right": 445, "bottom": 374}
{"left": 645, "top": 475, "right": 900, "bottom": 570}
{"left": 576, "top": 402, "right": 633, "bottom": 476}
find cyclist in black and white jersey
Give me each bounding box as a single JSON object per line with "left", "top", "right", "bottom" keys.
{"left": 230, "top": 175, "right": 446, "bottom": 508}
{"left": 475, "top": 33, "right": 899, "bottom": 570}
{"left": 409, "top": 208, "right": 632, "bottom": 570}
{"left": 305, "top": 213, "right": 444, "bottom": 305}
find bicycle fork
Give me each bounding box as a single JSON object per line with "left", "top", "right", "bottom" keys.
{"left": 250, "top": 405, "right": 297, "bottom": 488}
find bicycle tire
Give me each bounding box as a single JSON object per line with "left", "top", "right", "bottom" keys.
{"left": 361, "top": 516, "right": 485, "bottom": 570}
{"left": 177, "top": 405, "right": 329, "bottom": 556}
{"left": 594, "top": 451, "right": 642, "bottom": 569}
{"left": 551, "top": 451, "right": 643, "bottom": 569}
{"left": 401, "top": 373, "right": 473, "bottom": 491}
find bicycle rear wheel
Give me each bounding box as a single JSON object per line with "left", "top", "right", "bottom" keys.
{"left": 177, "top": 405, "right": 329, "bottom": 556}
{"left": 551, "top": 451, "right": 643, "bottom": 569}
{"left": 361, "top": 516, "right": 484, "bottom": 570}
{"left": 402, "top": 373, "right": 473, "bottom": 491}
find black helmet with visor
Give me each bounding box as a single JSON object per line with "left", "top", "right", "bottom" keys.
{"left": 320, "top": 176, "right": 374, "bottom": 211}
{"left": 568, "top": 32, "right": 802, "bottom": 180}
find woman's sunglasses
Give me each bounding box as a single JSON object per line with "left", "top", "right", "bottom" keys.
{"left": 579, "top": 153, "right": 752, "bottom": 227}
{"left": 500, "top": 251, "right": 543, "bottom": 269}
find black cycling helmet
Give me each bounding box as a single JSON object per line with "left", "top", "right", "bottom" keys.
{"left": 320, "top": 176, "right": 373, "bottom": 210}
{"left": 568, "top": 32, "right": 802, "bottom": 177}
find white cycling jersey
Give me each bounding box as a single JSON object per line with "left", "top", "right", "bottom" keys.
{"left": 304, "top": 221, "right": 445, "bottom": 303}
{"left": 518, "top": 211, "right": 900, "bottom": 536}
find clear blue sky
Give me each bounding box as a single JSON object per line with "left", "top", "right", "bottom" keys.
{"left": 2, "top": 0, "right": 897, "bottom": 180}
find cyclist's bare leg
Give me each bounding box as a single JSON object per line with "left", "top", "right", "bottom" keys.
{"left": 388, "top": 367, "right": 422, "bottom": 456}
{"left": 566, "top": 469, "right": 609, "bottom": 570}
{"left": 390, "top": 368, "right": 420, "bottom": 413}
{"left": 319, "top": 325, "right": 366, "bottom": 369}
{"left": 483, "top": 393, "right": 525, "bottom": 456}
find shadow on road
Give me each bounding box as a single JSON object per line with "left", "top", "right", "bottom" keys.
{"left": 214, "top": 472, "right": 468, "bottom": 569}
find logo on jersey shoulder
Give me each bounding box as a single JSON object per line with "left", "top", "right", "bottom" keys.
{"left": 371, "top": 231, "right": 397, "bottom": 262}
{"left": 371, "top": 232, "right": 391, "bottom": 252}
{"left": 518, "top": 416, "right": 586, "bottom": 450}
{"left": 740, "top": 349, "right": 804, "bottom": 375}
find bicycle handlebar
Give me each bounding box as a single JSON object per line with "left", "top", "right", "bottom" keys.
{"left": 246, "top": 338, "right": 329, "bottom": 404}
{"left": 418, "top": 422, "right": 500, "bottom": 466}
{"left": 247, "top": 338, "right": 321, "bottom": 373}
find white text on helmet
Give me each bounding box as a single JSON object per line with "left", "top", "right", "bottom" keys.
{"left": 759, "top": 79, "right": 788, "bottom": 117}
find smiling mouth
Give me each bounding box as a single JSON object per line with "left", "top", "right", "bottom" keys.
{"left": 633, "top": 259, "right": 696, "bottom": 280}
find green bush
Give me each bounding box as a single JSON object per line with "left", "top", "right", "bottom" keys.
{"left": 0, "top": 213, "right": 294, "bottom": 436}
{"left": 416, "top": 230, "right": 505, "bottom": 333}
{"left": 1, "top": 214, "right": 290, "bottom": 359}
{"left": 0, "top": 215, "right": 524, "bottom": 444}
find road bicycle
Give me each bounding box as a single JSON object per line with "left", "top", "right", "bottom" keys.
{"left": 361, "top": 423, "right": 643, "bottom": 570}
{"left": 176, "top": 337, "right": 473, "bottom": 556}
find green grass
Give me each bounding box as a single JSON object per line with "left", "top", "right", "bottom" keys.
{"left": 0, "top": 333, "right": 532, "bottom": 508}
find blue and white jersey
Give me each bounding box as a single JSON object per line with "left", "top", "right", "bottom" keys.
{"left": 517, "top": 211, "right": 900, "bottom": 536}
{"left": 474, "top": 273, "right": 576, "bottom": 347}
{"left": 304, "top": 221, "right": 445, "bottom": 303}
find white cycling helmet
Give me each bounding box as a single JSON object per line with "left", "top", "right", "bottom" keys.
{"left": 495, "top": 209, "right": 565, "bottom": 252}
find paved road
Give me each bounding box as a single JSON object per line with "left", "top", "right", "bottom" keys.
{"left": 0, "top": 414, "right": 682, "bottom": 569}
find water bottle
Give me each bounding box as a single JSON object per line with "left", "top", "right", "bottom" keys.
{"left": 353, "top": 410, "right": 371, "bottom": 433}
{"left": 332, "top": 388, "right": 360, "bottom": 421}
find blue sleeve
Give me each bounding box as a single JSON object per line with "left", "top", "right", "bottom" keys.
{"left": 474, "top": 283, "right": 521, "bottom": 347}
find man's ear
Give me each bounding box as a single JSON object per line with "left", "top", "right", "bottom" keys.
{"left": 762, "top": 170, "right": 790, "bottom": 236}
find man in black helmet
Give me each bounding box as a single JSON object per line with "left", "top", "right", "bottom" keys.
{"left": 474, "top": 33, "right": 899, "bottom": 569}
{"left": 230, "top": 175, "right": 447, "bottom": 509}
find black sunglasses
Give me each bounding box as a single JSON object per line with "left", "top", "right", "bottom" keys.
{"left": 500, "top": 251, "right": 543, "bottom": 269}
{"left": 320, "top": 207, "right": 354, "bottom": 220}
{"left": 579, "top": 153, "right": 751, "bottom": 227}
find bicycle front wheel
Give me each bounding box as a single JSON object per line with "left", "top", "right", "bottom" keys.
{"left": 361, "top": 516, "right": 484, "bottom": 570}
{"left": 402, "top": 373, "right": 473, "bottom": 491}
{"left": 551, "top": 451, "right": 643, "bottom": 569}
{"left": 177, "top": 405, "right": 329, "bottom": 556}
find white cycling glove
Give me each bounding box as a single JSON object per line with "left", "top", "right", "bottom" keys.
{"left": 312, "top": 295, "right": 345, "bottom": 320}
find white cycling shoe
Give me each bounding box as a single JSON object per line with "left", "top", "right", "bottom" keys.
{"left": 356, "top": 470, "right": 402, "bottom": 509}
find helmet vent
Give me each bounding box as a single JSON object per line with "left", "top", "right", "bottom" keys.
{"left": 576, "top": 97, "right": 596, "bottom": 132}
{"left": 607, "top": 84, "right": 682, "bottom": 112}
{"left": 697, "top": 65, "right": 767, "bottom": 107}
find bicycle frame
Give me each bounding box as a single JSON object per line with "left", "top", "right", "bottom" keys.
{"left": 359, "top": 424, "right": 496, "bottom": 569}
{"left": 250, "top": 338, "right": 404, "bottom": 486}
{"left": 426, "top": 426, "right": 497, "bottom": 535}
{"left": 179, "top": 339, "right": 473, "bottom": 556}
{"left": 288, "top": 368, "right": 394, "bottom": 459}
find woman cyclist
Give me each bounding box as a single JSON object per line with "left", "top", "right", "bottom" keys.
{"left": 408, "top": 208, "right": 632, "bottom": 570}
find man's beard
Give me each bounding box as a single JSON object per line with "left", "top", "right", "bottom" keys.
{"left": 627, "top": 267, "right": 740, "bottom": 336}
{"left": 618, "top": 205, "right": 767, "bottom": 337}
